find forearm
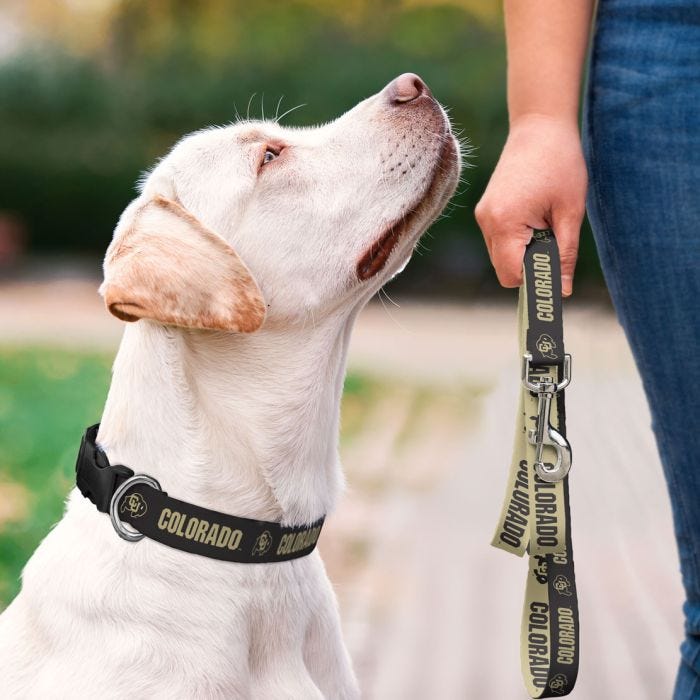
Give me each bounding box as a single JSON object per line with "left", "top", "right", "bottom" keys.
{"left": 504, "top": 0, "right": 595, "bottom": 127}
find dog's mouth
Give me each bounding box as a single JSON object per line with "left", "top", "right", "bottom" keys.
{"left": 356, "top": 134, "right": 458, "bottom": 281}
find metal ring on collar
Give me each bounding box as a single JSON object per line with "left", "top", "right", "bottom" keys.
{"left": 109, "top": 474, "right": 161, "bottom": 542}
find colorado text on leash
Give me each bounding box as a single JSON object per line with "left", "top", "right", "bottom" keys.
{"left": 0, "top": 73, "right": 461, "bottom": 699}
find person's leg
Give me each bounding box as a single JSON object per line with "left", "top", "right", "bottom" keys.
{"left": 583, "top": 1, "right": 700, "bottom": 696}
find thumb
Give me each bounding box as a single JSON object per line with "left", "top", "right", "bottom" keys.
{"left": 551, "top": 211, "right": 583, "bottom": 297}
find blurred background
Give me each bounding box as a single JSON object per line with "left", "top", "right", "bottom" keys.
{"left": 0, "top": 1, "right": 684, "bottom": 698}
{"left": 0, "top": 0, "right": 606, "bottom": 295}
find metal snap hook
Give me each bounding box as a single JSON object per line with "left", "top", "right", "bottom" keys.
{"left": 528, "top": 423, "right": 572, "bottom": 483}
{"left": 522, "top": 352, "right": 573, "bottom": 483}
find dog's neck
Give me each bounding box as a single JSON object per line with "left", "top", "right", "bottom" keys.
{"left": 97, "top": 311, "right": 357, "bottom": 526}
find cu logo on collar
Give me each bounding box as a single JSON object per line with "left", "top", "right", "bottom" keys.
{"left": 536, "top": 333, "right": 558, "bottom": 360}
{"left": 120, "top": 492, "right": 148, "bottom": 518}
{"left": 252, "top": 530, "right": 273, "bottom": 557}
{"left": 533, "top": 228, "right": 552, "bottom": 242}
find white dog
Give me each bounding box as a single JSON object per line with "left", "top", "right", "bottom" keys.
{"left": 0, "top": 73, "right": 461, "bottom": 699}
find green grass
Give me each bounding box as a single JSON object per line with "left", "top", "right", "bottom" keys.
{"left": 0, "top": 347, "right": 113, "bottom": 604}
{"left": 0, "top": 346, "right": 377, "bottom": 607}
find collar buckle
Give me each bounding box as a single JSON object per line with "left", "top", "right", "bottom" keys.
{"left": 75, "top": 424, "right": 134, "bottom": 512}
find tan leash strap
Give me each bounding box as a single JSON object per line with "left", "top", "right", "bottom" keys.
{"left": 491, "top": 229, "right": 580, "bottom": 697}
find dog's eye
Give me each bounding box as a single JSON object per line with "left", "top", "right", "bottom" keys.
{"left": 262, "top": 148, "right": 278, "bottom": 165}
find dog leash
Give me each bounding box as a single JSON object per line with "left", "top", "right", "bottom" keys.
{"left": 491, "top": 229, "right": 580, "bottom": 697}
{"left": 75, "top": 424, "right": 324, "bottom": 563}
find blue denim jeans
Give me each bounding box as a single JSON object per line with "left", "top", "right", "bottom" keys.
{"left": 583, "top": 1, "right": 700, "bottom": 697}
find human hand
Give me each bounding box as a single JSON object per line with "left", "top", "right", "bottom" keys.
{"left": 475, "top": 114, "right": 588, "bottom": 296}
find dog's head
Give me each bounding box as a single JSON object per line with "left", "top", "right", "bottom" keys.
{"left": 101, "top": 73, "right": 461, "bottom": 332}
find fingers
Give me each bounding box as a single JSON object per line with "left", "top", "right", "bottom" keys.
{"left": 490, "top": 233, "right": 528, "bottom": 288}
{"left": 475, "top": 202, "right": 541, "bottom": 288}
{"left": 551, "top": 208, "right": 584, "bottom": 297}
{"left": 476, "top": 201, "right": 584, "bottom": 296}
{"left": 474, "top": 115, "right": 588, "bottom": 297}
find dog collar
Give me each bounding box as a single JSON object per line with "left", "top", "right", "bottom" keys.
{"left": 491, "top": 229, "right": 580, "bottom": 698}
{"left": 75, "top": 424, "right": 324, "bottom": 563}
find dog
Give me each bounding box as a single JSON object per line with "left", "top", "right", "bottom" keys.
{"left": 0, "top": 73, "right": 461, "bottom": 699}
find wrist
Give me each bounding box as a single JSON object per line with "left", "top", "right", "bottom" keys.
{"left": 508, "top": 111, "right": 579, "bottom": 134}
{"left": 509, "top": 112, "right": 581, "bottom": 133}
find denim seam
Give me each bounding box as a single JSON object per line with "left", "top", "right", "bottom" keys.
{"left": 690, "top": 640, "right": 700, "bottom": 667}
{"left": 682, "top": 656, "right": 700, "bottom": 700}
{"left": 585, "top": 35, "right": 631, "bottom": 324}
{"left": 586, "top": 17, "right": 700, "bottom": 624}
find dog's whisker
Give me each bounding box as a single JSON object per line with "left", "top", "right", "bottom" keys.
{"left": 246, "top": 93, "right": 257, "bottom": 121}
{"left": 276, "top": 102, "right": 307, "bottom": 123}
{"left": 274, "top": 95, "right": 285, "bottom": 122}
{"left": 377, "top": 288, "right": 409, "bottom": 332}
{"left": 380, "top": 287, "right": 401, "bottom": 308}
{"left": 377, "top": 287, "right": 390, "bottom": 314}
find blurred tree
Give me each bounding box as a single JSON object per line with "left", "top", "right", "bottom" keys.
{"left": 0, "top": 0, "right": 602, "bottom": 296}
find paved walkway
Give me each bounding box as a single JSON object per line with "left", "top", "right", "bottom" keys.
{"left": 336, "top": 301, "right": 684, "bottom": 700}
{"left": 0, "top": 281, "right": 685, "bottom": 699}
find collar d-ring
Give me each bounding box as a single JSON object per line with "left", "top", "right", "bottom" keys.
{"left": 109, "top": 474, "right": 162, "bottom": 542}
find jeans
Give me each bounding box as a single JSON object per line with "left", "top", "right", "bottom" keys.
{"left": 583, "top": 1, "right": 700, "bottom": 697}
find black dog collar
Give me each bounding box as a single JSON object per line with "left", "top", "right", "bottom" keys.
{"left": 75, "top": 424, "right": 324, "bottom": 563}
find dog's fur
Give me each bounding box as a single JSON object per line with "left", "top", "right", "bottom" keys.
{"left": 0, "top": 76, "right": 460, "bottom": 699}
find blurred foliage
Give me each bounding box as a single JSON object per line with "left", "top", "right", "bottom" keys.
{"left": 0, "top": 0, "right": 601, "bottom": 295}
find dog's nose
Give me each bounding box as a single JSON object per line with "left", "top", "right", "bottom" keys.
{"left": 386, "top": 73, "right": 431, "bottom": 104}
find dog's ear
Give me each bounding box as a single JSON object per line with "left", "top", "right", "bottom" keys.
{"left": 100, "top": 195, "right": 266, "bottom": 332}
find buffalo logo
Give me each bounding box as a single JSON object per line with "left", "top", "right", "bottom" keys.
{"left": 553, "top": 574, "right": 573, "bottom": 597}
{"left": 536, "top": 333, "right": 558, "bottom": 360}
{"left": 533, "top": 228, "right": 552, "bottom": 242}
{"left": 120, "top": 492, "right": 147, "bottom": 518}
{"left": 533, "top": 555, "right": 548, "bottom": 585}
{"left": 252, "top": 530, "right": 273, "bottom": 557}
{"left": 549, "top": 673, "right": 568, "bottom": 695}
